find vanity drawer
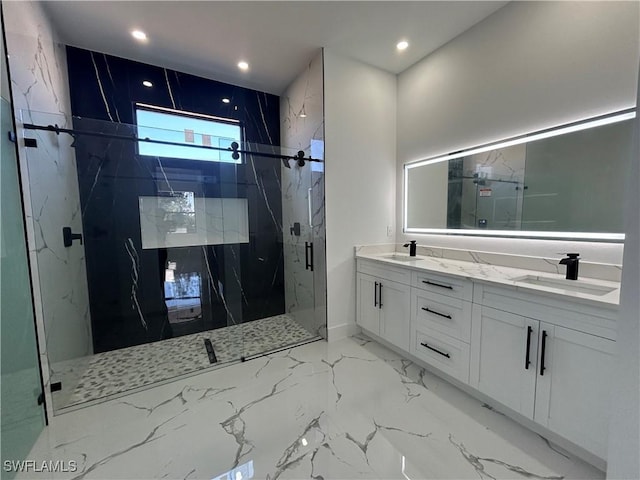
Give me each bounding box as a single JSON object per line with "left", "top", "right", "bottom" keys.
{"left": 474, "top": 283, "right": 617, "bottom": 340}
{"left": 411, "top": 327, "right": 470, "bottom": 384}
{"left": 412, "top": 289, "right": 472, "bottom": 343}
{"left": 357, "top": 258, "right": 411, "bottom": 285}
{"left": 412, "top": 270, "right": 473, "bottom": 302}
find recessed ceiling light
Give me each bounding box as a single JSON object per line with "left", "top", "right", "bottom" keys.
{"left": 131, "top": 30, "right": 147, "bottom": 41}
{"left": 397, "top": 40, "right": 409, "bottom": 51}
{"left": 237, "top": 61, "right": 249, "bottom": 71}
{"left": 222, "top": 98, "right": 230, "bottom": 104}
{"left": 142, "top": 80, "right": 153, "bottom": 88}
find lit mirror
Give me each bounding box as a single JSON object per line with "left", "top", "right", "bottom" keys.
{"left": 404, "top": 110, "right": 635, "bottom": 240}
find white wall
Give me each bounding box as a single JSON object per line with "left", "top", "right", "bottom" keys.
{"left": 396, "top": 1, "right": 639, "bottom": 264}
{"left": 606, "top": 64, "right": 640, "bottom": 480}
{"left": 324, "top": 50, "right": 396, "bottom": 339}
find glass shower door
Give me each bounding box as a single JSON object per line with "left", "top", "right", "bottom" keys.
{"left": 1, "top": 98, "right": 46, "bottom": 477}
{"left": 241, "top": 141, "right": 326, "bottom": 361}
{"left": 16, "top": 110, "right": 325, "bottom": 411}
{"left": 19, "top": 112, "right": 246, "bottom": 412}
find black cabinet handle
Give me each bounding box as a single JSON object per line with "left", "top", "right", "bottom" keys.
{"left": 374, "top": 282, "right": 378, "bottom": 307}
{"left": 525, "top": 326, "right": 533, "bottom": 370}
{"left": 420, "top": 342, "right": 451, "bottom": 359}
{"left": 421, "top": 307, "right": 452, "bottom": 319}
{"left": 540, "top": 330, "right": 548, "bottom": 376}
{"left": 378, "top": 283, "right": 383, "bottom": 309}
{"left": 421, "top": 280, "right": 453, "bottom": 290}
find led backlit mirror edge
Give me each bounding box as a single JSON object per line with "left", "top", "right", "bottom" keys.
{"left": 403, "top": 108, "right": 637, "bottom": 242}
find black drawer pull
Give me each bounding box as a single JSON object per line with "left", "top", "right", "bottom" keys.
{"left": 422, "top": 280, "right": 453, "bottom": 290}
{"left": 379, "top": 283, "right": 383, "bottom": 309}
{"left": 540, "top": 330, "right": 548, "bottom": 376}
{"left": 420, "top": 342, "right": 451, "bottom": 358}
{"left": 525, "top": 325, "right": 533, "bottom": 370}
{"left": 374, "top": 282, "right": 378, "bottom": 307}
{"left": 421, "top": 307, "right": 452, "bottom": 319}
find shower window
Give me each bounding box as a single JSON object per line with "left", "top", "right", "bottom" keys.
{"left": 135, "top": 103, "right": 242, "bottom": 163}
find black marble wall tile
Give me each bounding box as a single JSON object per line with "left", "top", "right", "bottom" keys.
{"left": 66, "top": 47, "right": 283, "bottom": 353}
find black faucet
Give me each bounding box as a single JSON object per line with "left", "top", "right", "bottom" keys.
{"left": 559, "top": 253, "right": 580, "bottom": 280}
{"left": 403, "top": 240, "right": 417, "bottom": 257}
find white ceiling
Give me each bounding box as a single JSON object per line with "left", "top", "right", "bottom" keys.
{"left": 43, "top": 1, "right": 508, "bottom": 95}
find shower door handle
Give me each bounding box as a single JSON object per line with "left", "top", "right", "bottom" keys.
{"left": 305, "top": 242, "right": 314, "bottom": 271}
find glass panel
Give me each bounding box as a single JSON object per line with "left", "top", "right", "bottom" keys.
{"left": 18, "top": 111, "right": 325, "bottom": 412}
{"left": 1, "top": 98, "right": 45, "bottom": 476}
{"left": 240, "top": 140, "right": 321, "bottom": 359}
{"left": 278, "top": 152, "right": 316, "bottom": 353}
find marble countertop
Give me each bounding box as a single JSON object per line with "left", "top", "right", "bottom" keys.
{"left": 356, "top": 250, "right": 620, "bottom": 308}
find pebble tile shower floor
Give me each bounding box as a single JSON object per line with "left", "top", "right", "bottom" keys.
{"left": 50, "top": 314, "right": 316, "bottom": 410}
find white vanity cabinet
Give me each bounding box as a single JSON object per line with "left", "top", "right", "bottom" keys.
{"left": 470, "top": 283, "right": 617, "bottom": 460}
{"left": 533, "top": 323, "right": 615, "bottom": 459}
{"left": 354, "top": 254, "right": 618, "bottom": 463}
{"left": 470, "top": 305, "right": 538, "bottom": 417}
{"left": 356, "top": 260, "right": 411, "bottom": 351}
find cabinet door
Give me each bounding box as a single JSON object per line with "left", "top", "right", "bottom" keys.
{"left": 534, "top": 324, "right": 615, "bottom": 459}
{"left": 470, "top": 305, "right": 538, "bottom": 418}
{"left": 356, "top": 273, "right": 380, "bottom": 335}
{"left": 379, "top": 280, "right": 411, "bottom": 351}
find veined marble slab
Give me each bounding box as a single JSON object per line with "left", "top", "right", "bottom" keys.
{"left": 17, "top": 336, "right": 602, "bottom": 479}
{"left": 356, "top": 247, "right": 620, "bottom": 307}
{"left": 356, "top": 243, "right": 622, "bottom": 283}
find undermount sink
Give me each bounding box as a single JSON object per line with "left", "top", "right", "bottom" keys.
{"left": 382, "top": 254, "right": 422, "bottom": 262}
{"left": 510, "top": 275, "right": 617, "bottom": 296}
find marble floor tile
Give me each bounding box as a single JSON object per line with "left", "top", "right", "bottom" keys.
{"left": 50, "top": 314, "right": 317, "bottom": 411}
{"left": 17, "top": 335, "right": 603, "bottom": 480}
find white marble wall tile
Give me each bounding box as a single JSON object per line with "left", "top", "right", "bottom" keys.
{"left": 2, "top": 1, "right": 93, "bottom": 419}
{"left": 280, "top": 50, "right": 326, "bottom": 337}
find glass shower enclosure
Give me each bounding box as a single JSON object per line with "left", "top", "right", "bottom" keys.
{"left": 19, "top": 110, "right": 326, "bottom": 412}
{"left": 1, "top": 99, "right": 46, "bottom": 479}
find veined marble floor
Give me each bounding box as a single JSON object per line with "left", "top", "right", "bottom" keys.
{"left": 50, "top": 314, "right": 317, "bottom": 411}
{"left": 20, "top": 335, "right": 603, "bottom": 480}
